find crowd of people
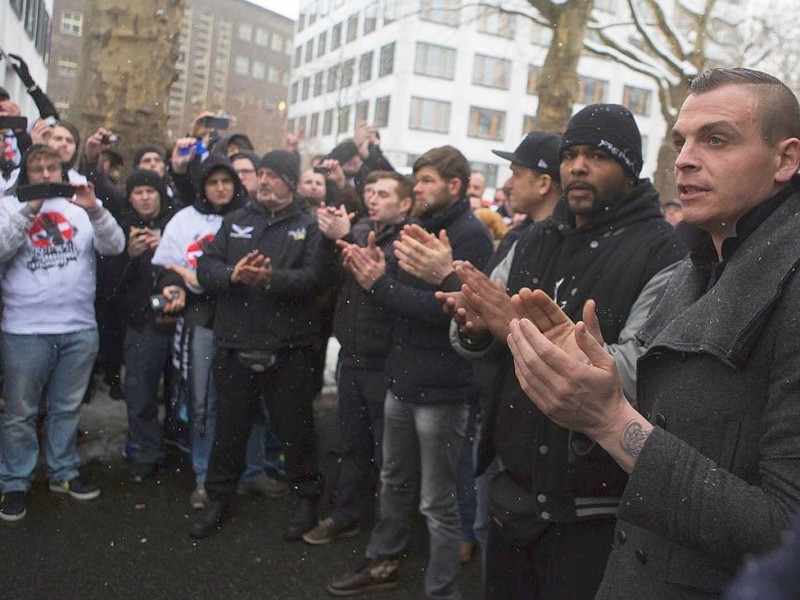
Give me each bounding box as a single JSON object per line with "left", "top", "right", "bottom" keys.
{"left": 2, "top": 52, "right": 800, "bottom": 599}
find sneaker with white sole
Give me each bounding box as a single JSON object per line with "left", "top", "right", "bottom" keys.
{"left": 49, "top": 475, "right": 100, "bottom": 500}
{"left": 0, "top": 491, "right": 26, "bottom": 522}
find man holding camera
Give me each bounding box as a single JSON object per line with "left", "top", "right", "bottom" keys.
{"left": 0, "top": 145, "right": 125, "bottom": 522}
{"left": 111, "top": 169, "right": 183, "bottom": 481}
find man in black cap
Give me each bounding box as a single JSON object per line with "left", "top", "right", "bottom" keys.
{"left": 191, "top": 150, "right": 326, "bottom": 542}
{"left": 440, "top": 105, "right": 685, "bottom": 599}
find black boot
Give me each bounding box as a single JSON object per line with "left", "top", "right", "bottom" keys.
{"left": 283, "top": 497, "right": 317, "bottom": 542}
{"left": 190, "top": 497, "right": 230, "bottom": 539}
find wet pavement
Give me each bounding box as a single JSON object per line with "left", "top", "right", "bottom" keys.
{"left": 0, "top": 381, "right": 483, "bottom": 599}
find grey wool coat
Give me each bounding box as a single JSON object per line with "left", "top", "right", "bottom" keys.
{"left": 596, "top": 186, "right": 800, "bottom": 599}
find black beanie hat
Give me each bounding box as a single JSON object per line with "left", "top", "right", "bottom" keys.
{"left": 560, "top": 104, "right": 643, "bottom": 179}
{"left": 132, "top": 145, "right": 166, "bottom": 169}
{"left": 258, "top": 150, "right": 299, "bottom": 190}
{"left": 126, "top": 169, "right": 167, "bottom": 201}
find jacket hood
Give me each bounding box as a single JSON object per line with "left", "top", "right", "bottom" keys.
{"left": 194, "top": 155, "right": 248, "bottom": 215}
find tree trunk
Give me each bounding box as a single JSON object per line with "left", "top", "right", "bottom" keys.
{"left": 70, "top": 0, "right": 186, "bottom": 165}
{"left": 534, "top": 0, "right": 594, "bottom": 133}
{"left": 652, "top": 81, "right": 691, "bottom": 200}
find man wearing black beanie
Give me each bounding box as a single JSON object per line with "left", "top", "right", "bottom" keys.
{"left": 445, "top": 106, "right": 685, "bottom": 600}
{"left": 191, "top": 149, "right": 326, "bottom": 542}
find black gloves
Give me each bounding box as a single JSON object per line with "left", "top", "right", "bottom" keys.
{"left": 7, "top": 53, "right": 36, "bottom": 89}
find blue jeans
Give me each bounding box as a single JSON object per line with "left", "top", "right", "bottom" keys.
{"left": 457, "top": 401, "right": 479, "bottom": 543}
{"left": 188, "top": 325, "right": 279, "bottom": 486}
{"left": 366, "top": 391, "right": 468, "bottom": 600}
{"left": 124, "top": 323, "right": 172, "bottom": 466}
{"left": 0, "top": 329, "right": 99, "bottom": 492}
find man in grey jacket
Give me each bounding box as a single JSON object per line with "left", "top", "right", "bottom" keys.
{"left": 508, "top": 68, "right": 800, "bottom": 598}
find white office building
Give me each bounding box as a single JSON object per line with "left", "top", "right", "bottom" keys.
{"left": 287, "top": 0, "right": 669, "bottom": 189}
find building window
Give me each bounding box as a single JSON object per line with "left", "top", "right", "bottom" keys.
{"left": 356, "top": 100, "right": 369, "bottom": 124}
{"left": 346, "top": 13, "right": 358, "bottom": 42}
{"left": 272, "top": 33, "right": 285, "bottom": 52}
{"left": 468, "top": 106, "right": 505, "bottom": 140}
{"left": 415, "top": 43, "right": 456, "bottom": 80}
{"left": 470, "top": 161, "right": 498, "bottom": 188}
{"left": 622, "top": 85, "right": 651, "bottom": 116}
{"left": 327, "top": 65, "right": 339, "bottom": 92}
{"left": 384, "top": 0, "right": 401, "bottom": 23}
{"left": 420, "top": 0, "right": 460, "bottom": 27}
{"left": 473, "top": 55, "right": 511, "bottom": 89}
{"left": 526, "top": 65, "right": 541, "bottom": 95}
{"left": 477, "top": 6, "right": 513, "bottom": 38}
{"left": 298, "top": 115, "right": 307, "bottom": 134}
{"left": 359, "top": 51, "right": 373, "bottom": 82}
{"left": 314, "top": 72, "right": 324, "bottom": 96}
{"left": 297, "top": 12, "right": 306, "bottom": 32}
{"left": 310, "top": 113, "right": 319, "bottom": 137}
{"left": 332, "top": 23, "right": 343, "bottom": 49}
{"left": 234, "top": 55, "right": 250, "bottom": 75}
{"left": 364, "top": 2, "right": 377, "bottom": 33}
{"left": 305, "top": 39, "right": 314, "bottom": 63}
{"left": 294, "top": 46, "right": 302, "bottom": 68}
{"left": 577, "top": 76, "right": 608, "bottom": 104}
{"left": 318, "top": 31, "right": 327, "bottom": 56}
{"left": 268, "top": 66, "right": 280, "bottom": 83}
{"left": 523, "top": 115, "right": 537, "bottom": 134}
{"left": 291, "top": 81, "right": 299, "bottom": 103}
{"left": 252, "top": 60, "right": 266, "bottom": 80}
{"left": 531, "top": 23, "right": 553, "bottom": 47}
{"left": 341, "top": 59, "right": 356, "bottom": 88}
{"left": 374, "top": 96, "right": 390, "bottom": 127}
{"left": 323, "top": 109, "right": 334, "bottom": 135}
{"left": 302, "top": 76, "right": 311, "bottom": 100}
{"left": 410, "top": 97, "right": 451, "bottom": 133}
{"left": 60, "top": 10, "right": 83, "bottom": 36}
{"left": 238, "top": 23, "right": 252, "bottom": 42}
{"left": 57, "top": 57, "right": 79, "bottom": 78}
{"left": 255, "top": 27, "right": 268, "bottom": 46}
{"left": 338, "top": 105, "right": 351, "bottom": 134}
{"left": 379, "top": 42, "right": 395, "bottom": 77}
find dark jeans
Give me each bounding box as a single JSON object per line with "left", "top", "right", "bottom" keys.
{"left": 485, "top": 514, "right": 615, "bottom": 600}
{"left": 124, "top": 323, "right": 172, "bottom": 465}
{"left": 205, "top": 347, "right": 322, "bottom": 500}
{"left": 330, "top": 363, "right": 387, "bottom": 527}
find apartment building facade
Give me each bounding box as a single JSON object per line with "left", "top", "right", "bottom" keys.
{"left": 46, "top": 0, "right": 293, "bottom": 151}
{"left": 287, "top": 0, "right": 743, "bottom": 188}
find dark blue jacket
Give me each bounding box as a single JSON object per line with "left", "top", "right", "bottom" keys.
{"left": 371, "top": 198, "right": 493, "bottom": 405}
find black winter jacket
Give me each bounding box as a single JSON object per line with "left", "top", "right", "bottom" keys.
{"left": 487, "top": 181, "right": 685, "bottom": 519}
{"left": 196, "top": 196, "right": 323, "bottom": 351}
{"left": 328, "top": 218, "right": 406, "bottom": 369}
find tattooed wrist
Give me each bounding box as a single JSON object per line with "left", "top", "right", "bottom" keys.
{"left": 621, "top": 419, "right": 650, "bottom": 458}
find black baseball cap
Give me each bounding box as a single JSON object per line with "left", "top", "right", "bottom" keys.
{"left": 492, "top": 131, "right": 562, "bottom": 183}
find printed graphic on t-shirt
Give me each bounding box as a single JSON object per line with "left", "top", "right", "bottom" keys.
{"left": 185, "top": 233, "right": 215, "bottom": 267}
{"left": 27, "top": 211, "right": 79, "bottom": 271}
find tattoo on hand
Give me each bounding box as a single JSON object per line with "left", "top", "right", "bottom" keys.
{"left": 621, "top": 420, "right": 649, "bottom": 458}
